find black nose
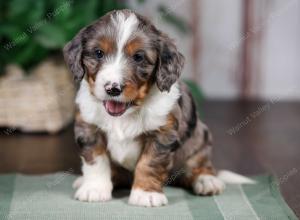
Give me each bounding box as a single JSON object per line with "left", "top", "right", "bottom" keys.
{"left": 105, "top": 83, "right": 122, "bottom": 96}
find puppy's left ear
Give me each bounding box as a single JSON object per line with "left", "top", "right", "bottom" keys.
{"left": 156, "top": 34, "right": 184, "bottom": 92}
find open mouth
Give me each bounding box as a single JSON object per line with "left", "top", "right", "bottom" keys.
{"left": 103, "top": 100, "right": 132, "bottom": 117}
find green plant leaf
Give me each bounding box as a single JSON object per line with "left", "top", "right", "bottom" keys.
{"left": 0, "top": 24, "right": 22, "bottom": 39}
{"left": 58, "top": 5, "right": 72, "bottom": 21}
{"left": 26, "top": 1, "right": 45, "bottom": 24}
{"left": 13, "top": 43, "right": 38, "bottom": 66}
{"left": 83, "top": 0, "right": 98, "bottom": 22}
{"left": 35, "top": 24, "right": 66, "bottom": 48}
{"left": 8, "top": 0, "right": 30, "bottom": 18}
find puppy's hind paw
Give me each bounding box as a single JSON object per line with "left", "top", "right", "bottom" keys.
{"left": 193, "top": 175, "right": 225, "bottom": 196}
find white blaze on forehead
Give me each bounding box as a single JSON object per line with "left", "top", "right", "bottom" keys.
{"left": 111, "top": 11, "right": 138, "bottom": 68}
{"left": 94, "top": 12, "right": 138, "bottom": 99}
{"left": 112, "top": 11, "right": 138, "bottom": 53}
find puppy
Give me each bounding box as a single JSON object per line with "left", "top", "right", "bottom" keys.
{"left": 63, "top": 9, "right": 236, "bottom": 207}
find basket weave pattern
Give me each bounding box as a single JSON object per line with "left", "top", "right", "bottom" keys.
{"left": 0, "top": 59, "right": 75, "bottom": 133}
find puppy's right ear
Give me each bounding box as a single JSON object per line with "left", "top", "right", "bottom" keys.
{"left": 63, "top": 28, "right": 86, "bottom": 82}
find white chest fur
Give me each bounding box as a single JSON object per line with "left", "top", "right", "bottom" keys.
{"left": 107, "top": 135, "right": 142, "bottom": 171}
{"left": 76, "top": 80, "right": 180, "bottom": 170}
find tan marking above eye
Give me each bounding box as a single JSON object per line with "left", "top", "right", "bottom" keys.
{"left": 125, "top": 38, "right": 143, "bottom": 56}
{"left": 98, "top": 37, "right": 116, "bottom": 54}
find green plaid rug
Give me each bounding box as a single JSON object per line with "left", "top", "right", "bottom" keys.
{"left": 0, "top": 173, "right": 297, "bottom": 220}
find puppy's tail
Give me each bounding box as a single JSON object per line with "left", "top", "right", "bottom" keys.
{"left": 217, "top": 170, "right": 256, "bottom": 184}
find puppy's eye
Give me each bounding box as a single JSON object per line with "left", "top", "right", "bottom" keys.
{"left": 95, "top": 49, "right": 104, "bottom": 59}
{"left": 133, "top": 52, "right": 144, "bottom": 63}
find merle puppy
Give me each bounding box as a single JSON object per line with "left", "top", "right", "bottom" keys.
{"left": 63, "top": 9, "right": 251, "bottom": 207}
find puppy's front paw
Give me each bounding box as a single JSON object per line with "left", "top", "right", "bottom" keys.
{"left": 73, "top": 176, "right": 83, "bottom": 189}
{"left": 193, "top": 175, "right": 225, "bottom": 195}
{"left": 74, "top": 179, "right": 112, "bottom": 202}
{"left": 128, "top": 189, "right": 168, "bottom": 207}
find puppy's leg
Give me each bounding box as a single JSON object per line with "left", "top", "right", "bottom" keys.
{"left": 73, "top": 113, "right": 112, "bottom": 202}
{"left": 172, "top": 119, "right": 225, "bottom": 195}
{"left": 129, "top": 116, "right": 179, "bottom": 207}
{"left": 179, "top": 147, "right": 225, "bottom": 196}
{"left": 128, "top": 143, "right": 170, "bottom": 207}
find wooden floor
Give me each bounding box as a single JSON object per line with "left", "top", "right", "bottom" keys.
{"left": 0, "top": 100, "right": 299, "bottom": 217}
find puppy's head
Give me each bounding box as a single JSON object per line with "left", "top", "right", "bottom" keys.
{"left": 64, "top": 9, "right": 184, "bottom": 117}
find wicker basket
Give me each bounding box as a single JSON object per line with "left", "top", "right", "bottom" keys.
{"left": 0, "top": 58, "right": 75, "bottom": 133}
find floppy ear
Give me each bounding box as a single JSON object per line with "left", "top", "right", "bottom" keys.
{"left": 156, "top": 34, "right": 184, "bottom": 92}
{"left": 63, "top": 28, "right": 86, "bottom": 82}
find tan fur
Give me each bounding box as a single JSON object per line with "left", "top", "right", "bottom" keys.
{"left": 178, "top": 166, "right": 215, "bottom": 189}
{"left": 123, "top": 81, "right": 138, "bottom": 100}
{"left": 159, "top": 113, "right": 178, "bottom": 133}
{"left": 87, "top": 75, "right": 96, "bottom": 93}
{"left": 132, "top": 141, "right": 170, "bottom": 192}
{"left": 123, "top": 81, "right": 151, "bottom": 105}
{"left": 99, "top": 37, "right": 116, "bottom": 54}
{"left": 124, "top": 38, "right": 143, "bottom": 56}
{"left": 134, "top": 82, "right": 151, "bottom": 105}
{"left": 81, "top": 145, "right": 107, "bottom": 164}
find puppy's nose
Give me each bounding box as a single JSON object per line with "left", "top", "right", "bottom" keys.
{"left": 105, "top": 82, "right": 122, "bottom": 97}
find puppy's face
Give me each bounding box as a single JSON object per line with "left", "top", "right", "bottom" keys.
{"left": 64, "top": 9, "right": 184, "bottom": 117}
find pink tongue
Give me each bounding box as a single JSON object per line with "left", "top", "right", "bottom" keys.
{"left": 105, "top": 101, "right": 126, "bottom": 114}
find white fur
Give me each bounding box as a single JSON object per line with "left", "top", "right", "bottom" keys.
{"left": 112, "top": 11, "right": 138, "bottom": 52}
{"left": 94, "top": 12, "right": 138, "bottom": 100}
{"left": 76, "top": 80, "right": 180, "bottom": 170}
{"left": 107, "top": 137, "right": 142, "bottom": 171}
{"left": 128, "top": 189, "right": 168, "bottom": 207}
{"left": 72, "top": 176, "right": 83, "bottom": 189}
{"left": 74, "top": 155, "right": 113, "bottom": 202}
{"left": 217, "top": 170, "right": 256, "bottom": 184}
{"left": 193, "top": 175, "right": 225, "bottom": 195}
